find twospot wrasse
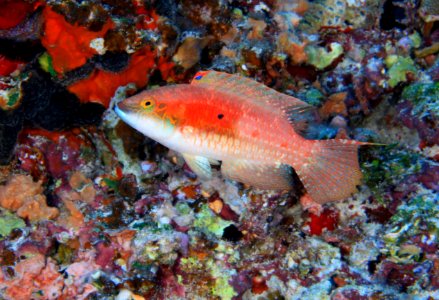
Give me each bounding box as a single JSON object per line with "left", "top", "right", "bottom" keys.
{"left": 115, "top": 71, "right": 366, "bottom": 204}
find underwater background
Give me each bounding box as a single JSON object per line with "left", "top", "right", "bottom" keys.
{"left": 0, "top": 0, "right": 438, "bottom": 299}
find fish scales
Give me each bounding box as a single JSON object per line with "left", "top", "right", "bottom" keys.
{"left": 174, "top": 86, "right": 306, "bottom": 163}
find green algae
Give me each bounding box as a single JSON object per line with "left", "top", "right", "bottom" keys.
{"left": 361, "top": 145, "right": 423, "bottom": 202}
{"left": 385, "top": 55, "right": 417, "bottom": 88}
{"left": 0, "top": 210, "right": 25, "bottom": 238}
{"left": 408, "top": 32, "right": 422, "bottom": 49}
{"left": 6, "top": 90, "right": 20, "bottom": 107}
{"left": 193, "top": 204, "right": 232, "bottom": 238}
{"left": 207, "top": 257, "right": 237, "bottom": 300}
{"left": 0, "top": 85, "right": 22, "bottom": 111}
{"left": 133, "top": 225, "right": 181, "bottom": 266}
{"left": 180, "top": 253, "right": 237, "bottom": 300}
{"left": 102, "top": 178, "right": 119, "bottom": 193}
{"left": 286, "top": 238, "right": 341, "bottom": 280}
{"left": 38, "top": 52, "right": 57, "bottom": 76}
{"left": 53, "top": 243, "right": 75, "bottom": 265}
{"left": 302, "top": 87, "right": 325, "bottom": 106}
{"left": 211, "top": 273, "right": 236, "bottom": 300}
{"left": 131, "top": 219, "right": 173, "bottom": 233}
{"left": 232, "top": 8, "right": 243, "bottom": 19}
{"left": 175, "top": 201, "right": 191, "bottom": 215}
{"left": 401, "top": 82, "right": 439, "bottom": 118}
{"left": 383, "top": 190, "right": 439, "bottom": 263}
{"left": 305, "top": 42, "right": 344, "bottom": 70}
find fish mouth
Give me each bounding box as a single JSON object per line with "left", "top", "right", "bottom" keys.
{"left": 115, "top": 102, "right": 132, "bottom": 122}
{"left": 115, "top": 101, "right": 130, "bottom": 112}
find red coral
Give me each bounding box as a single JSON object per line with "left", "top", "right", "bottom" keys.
{"left": 332, "top": 289, "right": 368, "bottom": 300}
{"left": 41, "top": 7, "right": 114, "bottom": 74}
{"left": 15, "top": 144, "right": 48, "bottom": 181}
{"left": 0, "top": 254, "right": 64, "bottom": 299}
{"left": 380, "top": 261, "right": 417, "bottom": 291}
{"left": 95, "top": 242, "right": 116, "bottom": 268}
{"left": 18, "top": 128, "right": 95, "bottom": 179}
{"left": 431, "top": 256, "right": 439, "bottom": 289}
{"left": 135, "top": 9, "right": 160, "bottom": 30}
{"left": 365, "top": 205, "right": 393, "bottom": 224}
{"left": 157, "top": 56, "right": 177, "bottom": 81}
{"left": 67, "top": 47, "right": 156, "bottom": 107}
{"left": 0, "top": 55, "right": 22, "bottom": 76}
{"left": 109, "top": 229, "right": 136, "bottom": 262}
{"left": 0, "top": 0, "right": 38, "bottom": 30}
{"left": 306, "top": 207, "right": 339, "bottom": 235}
{"left": 251, "top": 275, "right": 268, "bottom": 294}
{"left": 134, "top": 195, "right": 167, "bottom": 216}
{"left": 208, "top": 193, "right": 239, "bottom": 222}
{"left": 230, "top": 271, "right": 252, "bottom": 296}
{"left": 159, "top": 265, "right": 186, "bottom": 298}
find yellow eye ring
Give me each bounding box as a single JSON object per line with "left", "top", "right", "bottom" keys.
{"left": 141, "top": 98, "right": 155, "bottom": 110}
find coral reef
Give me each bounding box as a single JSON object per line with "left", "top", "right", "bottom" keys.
{"left": 0, "top": 0, "right": 438, "bottom": 299}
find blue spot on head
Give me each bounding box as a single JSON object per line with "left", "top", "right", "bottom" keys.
{"left": 195, "top": 75, "right": 203, "bottom": 80}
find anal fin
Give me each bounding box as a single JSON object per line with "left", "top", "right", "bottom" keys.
{"left": 221, "top": 160, "right": 293, "bottom": 190}
{"left": 182, "top": 153, "right": 212, "bottom": 179}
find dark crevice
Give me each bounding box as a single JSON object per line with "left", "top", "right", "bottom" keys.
{"left": 380, "top": 0, "right": 407, "bottom": 30}
{"left": 222, "top": 224, "right": 243, "bottom": 242}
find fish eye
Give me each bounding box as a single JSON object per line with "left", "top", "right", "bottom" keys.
{"left": 141, "top": 98, "right": 155, "bottom": 110}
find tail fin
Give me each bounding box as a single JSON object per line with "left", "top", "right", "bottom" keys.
{"left": 294, "top": 139, "right": 365, "bottom": 204}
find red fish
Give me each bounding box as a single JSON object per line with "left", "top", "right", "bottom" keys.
{"left": 115, "top": 71, "right": 365, "bottom": 204}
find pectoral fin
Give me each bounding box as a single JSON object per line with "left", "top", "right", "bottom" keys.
{"left": 221, "top": 160, "right": 294, "bottom": 190}
{"left": 208, "top": 158, "right": 220, "bottom": 165}
{"left": 182, "top": 153, "right": 212, "bottom": 179}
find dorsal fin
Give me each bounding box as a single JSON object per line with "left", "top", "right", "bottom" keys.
{"left": 191, "top": 71, "right": 314, "bottom": 126}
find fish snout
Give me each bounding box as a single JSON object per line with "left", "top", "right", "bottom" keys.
{"left": 115, "top": 101, "right": 134, "bottom": 121}
{"left": 115, "top": 101, "right": 130, "bottom": 113}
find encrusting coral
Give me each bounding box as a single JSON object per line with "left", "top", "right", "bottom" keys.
{"left": 0, "top": 174, "right": 58, "bottom": 221}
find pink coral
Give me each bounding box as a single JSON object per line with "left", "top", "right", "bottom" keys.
{"left": 0, "top": 174, "right": 59, "bottom": 221}
{"left": 109, "top": 229, "right": 136, "bottom": 263}
{"left": 68, "top": 171, "right": 97, "bottom": 204}
{"left": 58, "top": 198, "right": 85, "bottom": 230}
{"left": 60, "top": 250, "right": 100, "bottom": 299}
{"left": 54, "top": 171, "right": 99, "bottom": 230}
{"left": 0, "top": 254, "right": 64, "bottom": 300}
{"left": 16, "top": 194, "right": 59, "bottom": 221}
